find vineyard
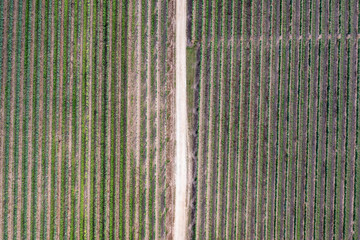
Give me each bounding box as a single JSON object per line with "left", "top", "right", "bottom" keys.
{"left": 1, "top": 0, "right": 360, "bottom": 239}
{"left": 186, "top": 0, "right": 360, "bottom": 239}
{"left": 0, "top": 0, "right": 175, "bottom": 239}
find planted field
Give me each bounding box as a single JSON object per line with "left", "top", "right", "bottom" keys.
{"left": 0, "top": 0, "right": 175, "bottom": 239}
{"left": 186, "top": 0, "right": 360, "bottom": 239}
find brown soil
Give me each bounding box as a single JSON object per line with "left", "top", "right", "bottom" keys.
{"left": 16, "top": 1, "right": 26, "bottom": 238}
{"left": 124, "top": 0, "right": 133, "bottom": 238}
{"left": 46, "top": 0, "right": 55, "bottom": 237}
{"left": 8, "top": 0, "right": 18, "bottom": 239}
{"left": 0, "top": 0, "right": 9, "bottom": 237}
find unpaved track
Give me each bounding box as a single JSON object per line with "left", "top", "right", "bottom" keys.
{"left": 174, "top": 0, "right": 187, "bottom": 238}
{"left": 9, "top": 1, "right": 19, "bottom": 239}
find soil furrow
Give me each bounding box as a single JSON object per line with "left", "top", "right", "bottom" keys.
{"left": 265, "top": 0, "right": 280, "bottom": 239}
{"left": 315, "top": 0, "right": 329, "bottom": 238}
{"left": 145, "top": 0, "right": 152, "bottom": 238}
{"left": 125, "top": 0, "right": 134, "bottom": 238}
{"left": 324, "top": 1, "right": 338, "bottom": 238}
{"left": 155, "top": 0, "right": 162, "bottom": 238}
{"left": 344, "top": 1, "right": 358, "bottom": 238}
{"left": 246, "top": 0, "right": 261, "bottom": 238}
{"left": 134, "top": 0, "right": 141, "bottom": 238}
{"left": 285, "top": 0, "right": 300, "bottom": 238}
{"left": 335, "top": 0, "right": 348, "bottom": 239}
{"left": 225, "top": 1, "right": 240, "bottom": 238}
{"left": 75, "top": 0, "right": 83, "bottom": 237}
{"left": 95, "top": 0, "right": 104, "bottom": 238}
{"left": 215, "top": 1, "right": 229, "bottom": 238}
{"left": 8, "top": 0, "right": 18, "bottom": 239}
{"left": 235, "top": 0, "right": 251, "bottom": 238}
{"left": 105, "top": 0, "right": 112, "bottom": 238}
{"left": 204, "top": 1, "right": 219, "bottom": 239}
{"left": 16, "top": 1, "right": 26, "bottom": 238}
{"left": 25, "top": 0, "right": 36, "bottom": 237}
{"left": 194, "top": 0, "right": 209, "bottom": 237}
{"left": 35, "top": 0, "right": 45, "bottom": 238}
{"left": 85, "top": 0, "right": 94, "bottom": 237}
{"left": 66, "top": 1, "right": 74, "bottom": 237}
{"left": 115, "top": 0, "right": 124, "bottom": 238}
{"left": 306, "top": 0, "right": 320, "bottom": 239}
{"left": 46, "top": 0, "right": 55, "bottom": 237}
{"left": 165, "top": 0, "right": 175, "bottom": 238}
{"left": 295, "top": 0, "right": 310, "bottom": 238}
{"left": 256, "top": 0, "right": 270, "bottom": 238}
{"left": 0, "top": 0, "right": 9, "bottom": 238}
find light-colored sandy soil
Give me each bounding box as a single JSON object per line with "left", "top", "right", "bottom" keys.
{"left": 174, "top": 0, "right": 187, "bottom": 239}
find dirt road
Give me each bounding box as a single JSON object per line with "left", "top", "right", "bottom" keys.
{"left": 174, "top": 0, "right": 187, "bottom": 239}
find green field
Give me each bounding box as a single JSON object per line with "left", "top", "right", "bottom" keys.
{"left": 187, "top": 0, "right": 360, "bottom": 239}
{"left": 0, "top": 0, "right": 175, "bottom": 239}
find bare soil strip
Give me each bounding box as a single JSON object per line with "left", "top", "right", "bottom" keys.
{"left": 35, "top": 0, "right": 45, "bottom": 237}
{"left": 335, "top": 1, "right": 348, "bottom": 239}
{"left": 215, "top": 2, "right": 230, "bottom": 238}
{"left": 8, "top": 1, "right": 18, "bottom": 239}
{"left": 95, "top": 0, "right": 103, "bottom": 238}
{"left": 344, "top": 1, "right": 358, "bottom": 238}
{"left": 174, "top": 0, "right": 187, "bottom": 238}
{"left": 114, "top": 0, "right": 123, "bottom": 238}
{"left": 105, "top": 0, "right": 112, "bottom": 238}
{"left": 194, "top": 0, "right": 208, "bottom": 238}
{"left": 236, "top": 1, "right": 251, "bottom": 239}
{"left": 306, "top": 1, "right": 320, "bottom": 238}
{"left": 85, "top": 0, "right": 94, "bottom": 238}
{"left": 66, "top": 1, "right": 74, "bottom": 237}
{"left": 55, "top": 0, "right": 65, "bottom": 237}
{"left": 324, "top": 2, "right": 338, "bottom": 239}
{"left": 166, "top": 1, "right": 176, "bottom": 239}
{"left": 0, "top": 0, "right": 9, "bottom": 237}
{"left": 246, "top": 0, "right": 261, "bottom": 238}
{"left": 134, "top": 0, "right": 141, "bottom": 238}
{"left": 295, "top": 1, "right": 310, "bottom": 238}
{"left": 125, "top": 0, "right": 134, "bottom": 238}
{"left": 75, "top": 0, "right": 84, "bottom": 237}
{"left": 265, "top": 0, "right": 280, "bottom": 239}
{"left": 26, "top": 0, "right": 36, "bottom": 237}
{"left": 145, "top": 0, "right": 152, "bottom": 238}
{"left": 225, "top": 1, "right": 240, "bottom": 238}
{"left": 315, "top": 1, "right": 329, "bottom": 238}
{"left": 46, "top": 0, "right": 55, "bottom": 237}
{"left": 275, "top": 0, "right": 290, "bottom": 238}
{"left": 285, "top": 0, "right": 300, "bottom": 238}
{"left": 204, "top": 1, "right": 219, "bottom": 239}
{"left": 16, "top": 1, "right": 26, "bottom": 237}
{"left": 256, "top": 0, "right": 270, "bottom": 238}
{"left": 154, "top": 1, "right": 162, "bottom": 238}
